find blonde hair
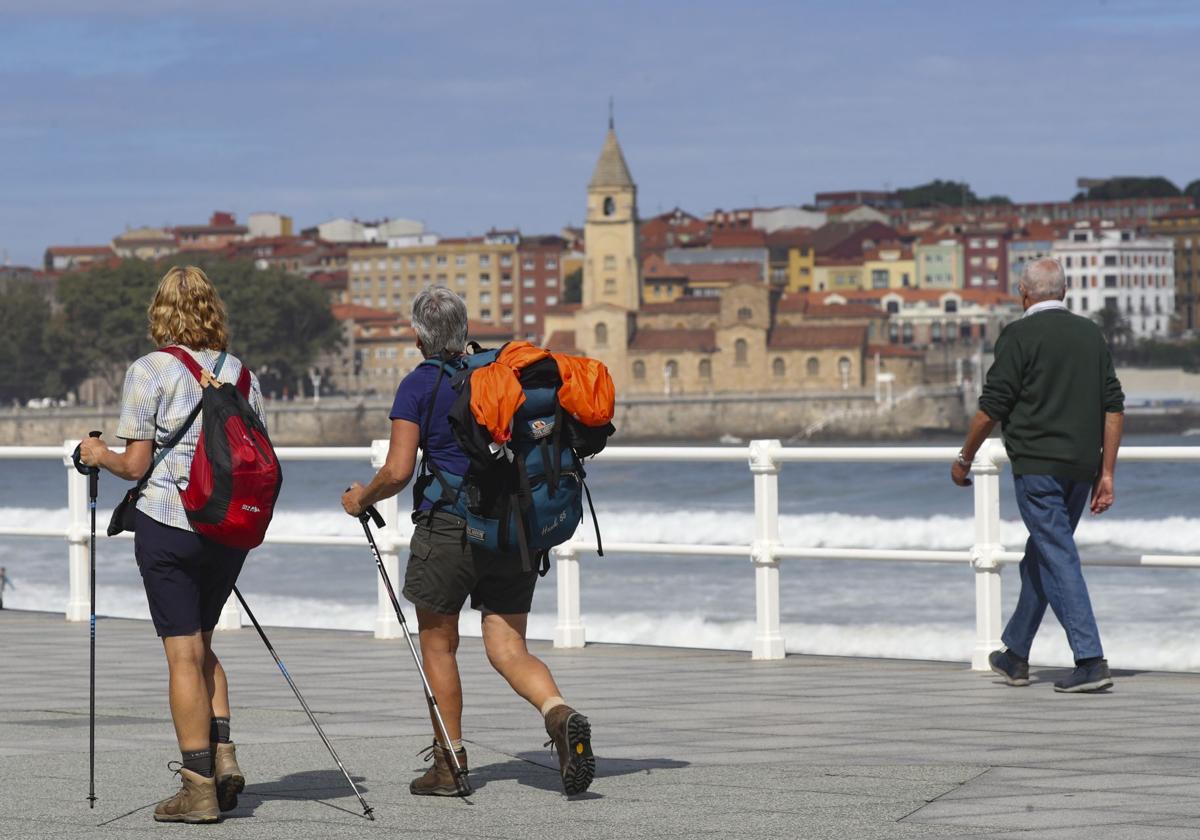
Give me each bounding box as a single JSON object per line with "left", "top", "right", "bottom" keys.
{"left": 147, "top": 266, "right": 229, "bottom": 350}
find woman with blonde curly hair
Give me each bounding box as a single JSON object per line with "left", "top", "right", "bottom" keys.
{"left": 78, "top": 265, "right": 268, "bottom": 824}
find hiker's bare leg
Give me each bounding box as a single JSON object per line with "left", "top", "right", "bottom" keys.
{"left": 416, "top": 607, "right": 463, "bottom": 742}
{"left": 162, "top": 633, "right": 211, "bottom": 752}
{"left": 200, "top": 631, "right": 230, "bottom": 719}
{"left": 482, "top": 612, "right": 561, "bottom": 710}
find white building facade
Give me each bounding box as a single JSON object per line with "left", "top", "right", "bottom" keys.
{"left": 1052, "top": 223, "right": 1175, "bottom": 338}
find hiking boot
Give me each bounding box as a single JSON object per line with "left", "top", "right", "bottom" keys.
{"left": 544, "top": 704, "right": 594, "bottom": 795}
{"left": 1054, "top": 659, "right": 1113, "bottom": 693}
{"left": 153, "top": 765, "right": 220, "bottom": 823}
{"left": 409, "top": 742, "right": 471, "bottom": 796}
{"left": 989, "top": 649, "right": 1030, "bottom": 687}
{"left": 212, "top": 742, "right": 244, "bottom": 812}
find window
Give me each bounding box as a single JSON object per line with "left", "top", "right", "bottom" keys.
{"left": 500, "top": 292, "right": 513, "bottom": 304}
{"left": 546, "top": 258, "right": 557, "bottom": 269}
{"left": 960, "top": 322, "right": 972, "bottom": 339}
{"left": 455, "top": 255, "right": 466, "bottom": 266}
{"left": 479, "top": 255, "right": 491, "bottom": 267}
{"left": 902, "top": 323, "right": 913, "bottom": 344}
{"left": 1104, "top": 255, "right": 1117, "bottom": 266}
{"left": 376, "top": 259, "right": 386, "bottom": 271}
{"left": 480, "top": 292, "right": 491, "bottom": 304}
{"left": 872, "top": 269, "right": 888, "bottom": 289}
{"left": 734, "top": 338, "right": 748, "bottom": 366}
{"left": 604, "top": 277, "right": 616, "bottom": 294}
{"left": 502, "top": 272, "right": 512, "bottom": 284}
{"left": 594, "top": 323, "right": 608, "bottom": 347}
{"left": 546, "top": 295, "right": 558, "bottom": 306}
{"left": 456, "top": 274, "right": 467, "bottom": 286}
{"left": 481, "top": 308, "right": 492, "bottom": 320}
{"left": 931, "top": 322, "right": 942, "bottom": 343}
{"left": 888, "top": 323, "right": 899, "bottom": 343}
{"left": 603, "top": 255, "right": 617, "bottom": 270}
{"left": 480, "top": 272, "right": 490, "bottom": 283}
{"left": 523, "top": 277, "right": 535, "bottom": 288}
{"left": 523, "top": 314, "right": 536, "bottom": 325}
{"left": 944, "top": 298, "right": 958, "bottom": 313}
{"left": 664, "top": 359, "right": 679, "bottom": 380}
{"left": 436, "top": 255, "right": 447, "bottom": 266}
{"left": 806, "top": 357, "right": 820, "bottom": 377}
{"left": 1104, "top": 274, "right": 1118, "bottom": 288}
{"left": 422, "top": 255, "right": 431, "bottom": 267}
{"left": 737, "top": 306, "right": 753, "bottom": 321}
{"left": 523, "top": 259, "right": 535, "bottom": 270}
{"left": 633, "top": 361, "right": 646, "bottom": 380}
{"left": 699, "top": 359, "right": 712, "bottom": 379}
{"left": 502, "top": 310, "right": 512, "bottom": 322}
{"left": 500, "top": 255, "right": 512, "bottom": 267}
{"left": 1081, "top": 297, "right": 1089, "bottom": 311}
{"left": 772, "top": 357, "right": 786, "bottom": 378}
{"left": 886, "top": 300, "right": 899, "bottom": 314}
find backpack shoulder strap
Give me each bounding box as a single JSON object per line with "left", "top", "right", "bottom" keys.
{"left": 235, "top": 364, "right": 251, "bottom": 399}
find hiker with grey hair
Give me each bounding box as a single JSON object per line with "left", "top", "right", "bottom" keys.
{"left": 952, "top": 257, "right": 1125, "bottom": 692}
{"left": 341, "top": 286, "right": 593, "bottom": 797}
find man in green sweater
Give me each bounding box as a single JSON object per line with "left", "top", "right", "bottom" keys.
{"left": 952, "top": 258, "right": 1124, "bottom": 693}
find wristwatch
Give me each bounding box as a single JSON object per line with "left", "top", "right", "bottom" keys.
{"left": 956, "top": 451, "right": 972, "bottom": 469}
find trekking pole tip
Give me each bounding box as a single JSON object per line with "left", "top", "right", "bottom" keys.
{"left": 362, "top": 804, "right": 375, "bottom": 820}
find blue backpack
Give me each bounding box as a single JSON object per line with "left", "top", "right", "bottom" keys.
{"left": 413, "top": 345, "right": 611, "bottom": 574}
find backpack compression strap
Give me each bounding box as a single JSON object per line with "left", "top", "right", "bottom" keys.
{"left": 158, "top": 346, "right": 252, "bottom": 399}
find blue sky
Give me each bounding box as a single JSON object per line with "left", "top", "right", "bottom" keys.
{"left": 1, "top": 0, "right": 1196, "bottom": 266}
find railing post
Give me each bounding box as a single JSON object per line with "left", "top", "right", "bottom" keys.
{"left": 749, "top": 439, "right": 785, "bottom": 660}
{"left": 63, "top": 440, "right": 89, "bottom": 622}
{"left": 970, "top": 438, "right": 1004, "bottom": 670}
{"left": 372, "top": 439, "right": 403, "bottom": 640}
{"left": 553, "top": 545, "right": 585, "bottom": 648}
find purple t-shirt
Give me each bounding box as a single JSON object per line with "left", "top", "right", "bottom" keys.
{"left": 390, "top": 363, "right": 470, "bottom": 510}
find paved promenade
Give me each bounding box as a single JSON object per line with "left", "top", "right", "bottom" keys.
{"left": 3, "top": 609, "right": 1200, "bottom": 839}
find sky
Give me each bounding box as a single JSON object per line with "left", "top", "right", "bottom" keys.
{"left": 1, "top": 0, "right": 1197, "bottom": 266}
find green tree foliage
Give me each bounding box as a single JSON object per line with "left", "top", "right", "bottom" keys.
{"left": 1092, "top": 306, "right": 1134, "bottom": 353}
{"left": 895, "top": 180, "right": 1011, "bottom": 209}
{"left": 0, "top": 282, "right": 57, "bottom": 403}
{"left": 563, "top": 266, "right": 583, "bottom": 303}
{"left": 52, "top": 257, "right": 341, "bottom": 399}
{"left": 1185, "top": 180, "right": 1200, "bottom": 204}
{"left": 1073, "top": 177, "right": 1181, "bottom": 202}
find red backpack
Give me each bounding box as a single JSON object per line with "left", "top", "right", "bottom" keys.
{"left": 159, "top": 347, "right": 283, "bottom": 550}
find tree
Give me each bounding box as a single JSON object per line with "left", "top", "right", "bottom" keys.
{"left": 894, "top": 180, "right": 1011, "bottom": 209}
{"left": 1185, "top": 179, "right": 1200, "bottom": 205}
{"left": 1092, "top": 306, "right": 1134, "bottom": 356}
{"left": 563, "top": 267, "right": 583, "bottom": 303}
{"left": 0, "top": 282, "right": 57, "bottom": 403}
{"left": 52, "top": 257, "right": 341, "bottom": 400}
{"left": 1073, "top": 177, "right": 1181, "bottom": 202}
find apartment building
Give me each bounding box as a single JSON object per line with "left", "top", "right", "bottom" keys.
{"left": 346, "top": 230, "right": 520, "bottom": 333}
{"left": 1150, "top": 209, "right": 1200, "bottom": 332}
{"left": 515, "top": 234, "right": 566, "bottom": 342}
{"left": 1052, "top": 222, "right": 1175, "bottom": 338}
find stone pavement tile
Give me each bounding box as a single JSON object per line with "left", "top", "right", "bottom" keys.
{"left": 966, "top": 825, "right": 1200, "bottom": 840}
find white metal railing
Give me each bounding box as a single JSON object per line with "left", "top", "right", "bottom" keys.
{"left": 1, "top": 439, "right": 1198, "bottom": 668}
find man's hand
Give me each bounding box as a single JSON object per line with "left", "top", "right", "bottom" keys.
{"left": 342, "top": 482, "right": 367, "bottom": 517}
{"left": 78, "top": 436, "right": 109, "bottom": 469}
{"left": 1090, "top": 473, "right": 1114, "bottom": 515}
{"left": 951, "top": 460, "right": 972, "bottom": 487}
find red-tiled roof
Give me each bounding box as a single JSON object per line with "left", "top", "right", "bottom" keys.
{"left": 820, "top": 288, "right": 1018, "bottom": 306}
{"left": 629, "top": 328, "right": 718, "bottom": 352}
{"left": 45, "top": 245, "right": 113, "bottom": 255}
{"left": 764, "top": 227, "right": 815, "bottom": 249}
{"left": 544, "top": 330, "right": 578, "bottom": 352}
{"left": 543, "top": 303, "right": 581, "bottom": 315}
{"left": 679, "top": 262, "right": 762, "bottom": 284}
{"left": 467, "top": 321, "right": 515, "bottom": 340}
{"left": 862, "top": 245, "right": 913, "bottom": 261}
{"left": 768, "top": 325, "right": 866, "bottom": 350}
{"left": 331, "top": 304, "right": 399, "bottom": 323}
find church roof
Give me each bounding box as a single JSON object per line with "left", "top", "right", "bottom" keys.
{"left": 544, "top": 330, "right": 579, "bottom": 353}
{"left": 768, "top": 324, "right": 867, "bottom": 350}
{"left": 589, "top": 128, "right": 635, "bottom": 190}
{"left": 629, "top": 328, "right": 718, "bottom": 353}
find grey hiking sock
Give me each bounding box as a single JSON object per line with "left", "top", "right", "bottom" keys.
{"left": 182, "top": 747, "right": 214, "bottom": 778}
{"left": 210, "top": 716, "right": 231, "bottom": 744}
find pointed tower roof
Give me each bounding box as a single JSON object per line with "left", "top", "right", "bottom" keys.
{"left": 589, "top": 128, "right": 635, "bottom": 190}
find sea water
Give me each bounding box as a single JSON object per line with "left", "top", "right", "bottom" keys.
{"left": 3, "top": 434, "right": 1199, "bottom": 671}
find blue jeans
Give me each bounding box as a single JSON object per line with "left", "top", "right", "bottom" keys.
{"left": 1001, "top": 473, "right": 1104, "bottom": 662}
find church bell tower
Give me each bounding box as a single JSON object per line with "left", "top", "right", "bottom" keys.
{"left": 583, "top": 115, "right": 639, "bottom": 311}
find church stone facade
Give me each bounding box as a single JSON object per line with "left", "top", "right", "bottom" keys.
{"left": 544, "top": 125, "right": 875, "bottom": 396}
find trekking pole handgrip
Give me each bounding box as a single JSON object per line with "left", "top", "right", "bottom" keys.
{"left": 361, "top": 505, "right": 385, "bottom": 529}
{"left": 72, "top": 431, "right": 103, "bottom": 477}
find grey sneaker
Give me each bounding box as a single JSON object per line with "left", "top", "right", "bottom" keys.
{"left": 1054, "top": 659, "right": 1113, "bottom": 693}
{"left": 989, "top": 649, "right": 1030, "bottom": 686}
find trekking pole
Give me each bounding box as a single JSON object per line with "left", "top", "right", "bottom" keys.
{"left": 359, "top": 505, "right": 472, "bottom": 796}
{"left": 71, "top": 430, "right": 102, "bottom": 809}
{"left": 232, "top": 587, "right": 375, "bottom": 820}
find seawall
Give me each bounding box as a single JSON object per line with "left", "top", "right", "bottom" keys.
{"left": 0, "top": 390, "right": 968, "bottom": 446}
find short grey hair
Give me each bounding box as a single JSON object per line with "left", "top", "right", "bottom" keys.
{"left": 1021, "top": 258, "right": 1066, "bottom": 300}
{"left": 411, "top": 286, "right": 468, "bottom": 357}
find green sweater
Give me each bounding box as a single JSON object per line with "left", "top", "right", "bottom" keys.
{"left": 978, "top": 308, "right": 1124, "bottom": 481}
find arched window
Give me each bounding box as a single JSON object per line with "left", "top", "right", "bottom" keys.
{"left": 594, "top": 322, "right": 608, "bottom": 347}
{"left": 806, "top": 357, "right": 820, "bottom": 377}
{"left": 902, "top": 323, "right": 913, "bottom": 344}
{"left": 886, "top": 300, "right": 900, "bottom": 314}
{"left": 735, "top": 338, "right": 748, "bottom": 366}
{"left": 931, "top": 322, "right": 942, "bottom": 343}
{"left": 699, "top": 358, "right": 712, "bottom": 379}
{"left": 665, "top": 359, "right": 679, "bottom": 379}
{"left": 737, "top": 306, "right": 753, "bottom": 321}
{"left": 888, "top": 322, "right": 899, "bottom": 343}
{"left": 633, "top": 360, "right": 646, "bottom": 380}
{"left": 772, "top": 357, "right": 786, "bottom": 378}
{"left": 838, "top": 356, "right": 852, "bottom": 389}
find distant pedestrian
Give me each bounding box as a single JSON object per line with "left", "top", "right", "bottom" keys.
{"left": 77, "top": 266, "right": 268, "bottom": 823}
{"left": 0, "top": 566, "right": 11, "bottom": 609}
{"left": 952, "top": 258, "right": 1124, "bottom": 692}
{"left": 341, "top": 286, "right": 594, "bottom": 797}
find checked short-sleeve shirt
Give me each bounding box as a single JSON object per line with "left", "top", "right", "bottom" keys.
{"left": 115, "top": 347, "right": 267, "bottom": 532}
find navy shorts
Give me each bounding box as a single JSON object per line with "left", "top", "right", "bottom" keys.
{"left": 133, "top": 510, "right": 247, "bottom": 638}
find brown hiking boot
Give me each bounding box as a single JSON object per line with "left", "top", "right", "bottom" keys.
{"left": 212, "top": 742, "right": 244, "bottom": 812}
{"left": 153, "top": 765, "right": 220, "bottom": 823}
{"left": 409, "top": 742, "right": 471, "bottom": 796}
{"left": 543, "top": 704, "right": 594, "bottom": 795}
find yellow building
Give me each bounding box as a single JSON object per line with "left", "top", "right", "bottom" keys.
{"left": 811, "top": 257, "right": 865, "bottom": 292}
{"left": 347, "top": 231, "right": 520, "bottom": 332}
{"left": 863, "top": 246, "right": 916, "bottom": 289}
{"left": 766, "top": 229, "right": 816, "bottom": 292}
